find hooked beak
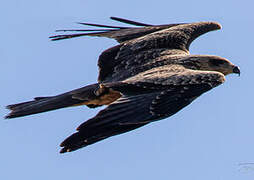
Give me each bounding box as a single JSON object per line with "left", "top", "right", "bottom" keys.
{"left": 233, "top": 66, "right": 240, "bottom": 76}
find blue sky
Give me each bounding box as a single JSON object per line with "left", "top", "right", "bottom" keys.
{"left": 1, "top": 0, "right": 254, "bottom": 179}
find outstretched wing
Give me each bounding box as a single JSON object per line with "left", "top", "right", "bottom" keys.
{"left": 49, "top": 17, "right": 183, "bottom": 42}
{"left": 49, "top": 17, "right": 221, "bottom": 83}
{"left": 59, "top": 69, "right": 225, "bottom": 153}
{"left": 96, "top": 20, "right": 221, "bottom": 82}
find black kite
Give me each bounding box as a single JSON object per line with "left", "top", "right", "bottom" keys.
{"left": 6, "top": 17, "right": 240, "bottom": 153}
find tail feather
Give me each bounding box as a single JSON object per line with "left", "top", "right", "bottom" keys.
{"left": 5, "top": 96, "right": 79, "bottom": 119}
{"left": 5, "top": 83, "right": 100, "bottom": 119}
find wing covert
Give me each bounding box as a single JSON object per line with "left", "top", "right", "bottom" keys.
{"left": 123, "top": 65, "right": 225, "bottom": 88}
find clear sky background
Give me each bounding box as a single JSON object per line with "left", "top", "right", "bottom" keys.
{"left": 1, "top": 0, "right": 254, "bottom": 179}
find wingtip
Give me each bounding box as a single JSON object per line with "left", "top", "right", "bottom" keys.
{"left": 59, "top": 142, "right": 65, "bottom": 147}
{"left": 49, "top": 35, "right": 72, "bottom": 41}
{"left": 59, "top": 147, "right": 68, "bottom": 153}
{"left": 201, "top": 21, "right": 222, "bottom": 30}
{"left": 110, "top": 16, "right": 118, "bottom": 20}
{"left": 4, "top": 115, "right": 11, "bottom": 119}
{"left": 59, "top": 140, "right": 71, "bottom": 153}
{"left": 4, "top": 112, "right": 19, "bottom": 119}
{"left": 110, "top": 16, "right": 152, "bottom": 27}
{"left": 4, "top": 106, "right": 15, "bottom": 119}
{"left": 6, "top": 104, "right": 14, "bottom": 110}
{"left": 76, "top": 22, "right": 89, "bottom": 26}
{"left": 183, "top": 21, "right": 222, "bottom": 31}
{"left": 49, "top": 35, "right": 59, "bottom": 41}
{"left": 209, "top": 21, "right": 222, "bottom": 30}
{"left": 59, "top": 146, "right": 76, "bottom": 153}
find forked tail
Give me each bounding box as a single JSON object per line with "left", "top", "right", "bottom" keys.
{"left": 5, "top": 83, "right": 100, "bottom": 119}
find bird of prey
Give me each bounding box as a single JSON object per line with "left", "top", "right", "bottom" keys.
{"left": 5, "top": 17, "right": 240, "bottom": 153}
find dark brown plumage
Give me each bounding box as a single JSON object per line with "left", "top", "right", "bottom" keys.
{"left": 6, "top": 17, "right": 240, "bottom": 153}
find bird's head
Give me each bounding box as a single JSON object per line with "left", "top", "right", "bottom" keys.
{"left": 181, "top": 55, "right": 240, "bottom": 76}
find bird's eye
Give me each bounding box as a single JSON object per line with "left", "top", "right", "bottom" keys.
{"left": 210, "top": 59, "right": 225, "bottom": 66}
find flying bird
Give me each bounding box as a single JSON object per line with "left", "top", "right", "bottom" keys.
{"left": 5, "top": 17, "right": 240, "bottom": 153}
